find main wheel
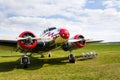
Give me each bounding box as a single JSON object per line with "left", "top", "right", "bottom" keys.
{"left": 69, "top": 54, "right": 76, "bottom": 63}
{"left": 23, "top": 63, "right": 28, "bottom": 68}
{"left": 21, "top": 56, "right": 29, "bottom": 68}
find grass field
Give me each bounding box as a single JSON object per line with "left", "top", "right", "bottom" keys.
{"left": 0, "top": 44, "right": 120, "bottom": 80}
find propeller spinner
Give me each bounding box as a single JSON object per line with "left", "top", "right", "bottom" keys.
{"left": 59, "top": 28, "right": 70, "bottom": 39}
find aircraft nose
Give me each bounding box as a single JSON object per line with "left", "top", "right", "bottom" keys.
{"left": 59, "top": 28, "right": 70, "bottom": 39}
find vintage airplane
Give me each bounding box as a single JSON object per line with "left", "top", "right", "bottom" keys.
{"left": 0, "top": 27, "right": 102, "bottom": 68}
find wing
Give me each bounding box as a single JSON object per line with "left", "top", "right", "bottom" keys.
{"left": 61, "top": 34, "right": 103, "bottom": 51}
{"left": 0, "top": 39, "right": 17, "bottom": 47}
{"left": 68, "top": 39, "right": 103, "bottom": 43}
{"left": 86, "top": 40, "right": 103, "bottom": 43}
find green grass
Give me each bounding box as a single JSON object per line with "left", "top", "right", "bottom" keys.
{"left": 0, "top": 44, "right": 120, "bottom": 80}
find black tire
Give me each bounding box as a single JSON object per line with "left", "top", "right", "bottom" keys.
{"left": 23, "top": 64, "right": 28, "bottom": 68}
{"left": 21, "top": 57, "right": 29, "bottom": 68}
{"left": 69, "top": 54, "right": 76, "bottom": 63}
{"left": 48, "top": 54, "right": 51, "bottom": 57}
{"left": 69, "top": 59, "right": 75, "bottom": 63}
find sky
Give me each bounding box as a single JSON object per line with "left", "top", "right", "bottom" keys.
{"left": 0, "top": 0, "right": 120, "bottom": 42}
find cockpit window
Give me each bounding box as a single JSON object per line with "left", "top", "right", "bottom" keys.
{"left": 43, "top": 27, "right": 56, "bottom": 33}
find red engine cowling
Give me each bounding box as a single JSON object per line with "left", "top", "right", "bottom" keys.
{"left": 74, "top": 34, "right": 86, "bottom": 48}
{"left": 18, "top": 31, "right": 37, "bottom": 50}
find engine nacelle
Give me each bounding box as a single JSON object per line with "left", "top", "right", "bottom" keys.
{"left": 18, "top": 31, "right": 37, "bottom": 50}
{"left": 74, "top": 34, "right": 86, "bottom": 48}
{"left": 62, "top": 34, "right": 86, "bottom": 51}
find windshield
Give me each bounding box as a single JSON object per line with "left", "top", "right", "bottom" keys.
{"left": 43, "top": 27, "right": 56, "bottom": 33}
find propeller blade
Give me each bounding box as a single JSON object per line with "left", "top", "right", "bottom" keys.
{"left": 17, "top": 38, "right": 27, "bottom": 40}
{"left": 17, "top": 37, "right": 52, "bottom": 41}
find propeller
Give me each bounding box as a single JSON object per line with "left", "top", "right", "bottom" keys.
{"left": 17, "top": 36, "right": 52, "bottom": 41}
{"left": 17, "top": 37, "right": 41, "bottom": 41}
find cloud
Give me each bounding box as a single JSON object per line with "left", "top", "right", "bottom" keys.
{"left": 103, "top": 0, "right": 120, "bottom": 8}
{"left": 0, "top": 0, "right": 120, "bottom": 42}
{"left": 1, "top": 0, "right": 86, "bottom": 17}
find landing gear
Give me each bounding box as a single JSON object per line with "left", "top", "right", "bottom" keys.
{"left": 48, "top": 53, "right": 51, "bottom": 57}
{"left": 69, "top": 51, "right": 76, "bottom": 63}
{"left": 20, "top": 51, "right": 30, "bottom": 68}
{"left": 29, "top": 52, "right": 33, "bottom": 57}
{"left": 21, "top": 56, "right": 30, "bottom": 68}
{"left": 48, "top": 51, "right": 51, "bottom": 57}
{"left": 41, "top": 51, "right": 52, "bottom": 58}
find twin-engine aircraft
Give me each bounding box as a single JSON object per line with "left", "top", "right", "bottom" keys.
{"left": 0, "top": 27, "right": 102, "bottom": 68}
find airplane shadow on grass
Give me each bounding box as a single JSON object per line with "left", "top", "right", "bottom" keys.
{"left": 0, "top": 55, "right": 94, "bottom": 72}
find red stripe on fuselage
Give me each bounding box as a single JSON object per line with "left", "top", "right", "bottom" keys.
{"left": 44, "top": 32, "right": 58, "bottom": 39}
